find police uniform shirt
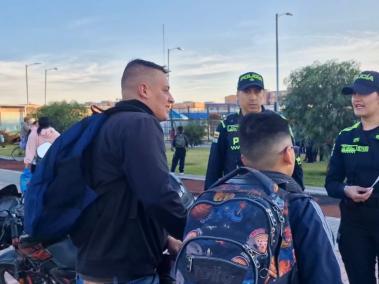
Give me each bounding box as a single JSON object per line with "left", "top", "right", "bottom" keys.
{"left": 205, "top": 110, "right": 304, "bottom": 190}
{"left": 325, "top": 122, "right": 379, "bottom": 199}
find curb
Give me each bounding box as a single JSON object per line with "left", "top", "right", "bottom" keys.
{"left": 179, "top": 174, "right": 329, "bottom": 196}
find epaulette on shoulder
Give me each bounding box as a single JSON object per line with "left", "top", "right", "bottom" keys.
{"left": 220, "top": 112, "right": 239, "bottom": 127}
{"left": 339, "top": 122, "right": 361, "bottom": 135}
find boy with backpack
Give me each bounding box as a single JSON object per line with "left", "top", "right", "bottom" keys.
{"left": 171, "top": 126, "right": 189, "bottom": 175}
{"left": 175, "top": 112, "right": 342, "bottom": 283}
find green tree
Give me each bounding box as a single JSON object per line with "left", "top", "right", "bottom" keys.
{"left": 36, "top": 101, "right": 88, "bottom": 133}
{"left": 184, "top": 123, "right": 206, "bottom": 146}
{"left": 283, "top": 60, "right": 360, "bottom": 158}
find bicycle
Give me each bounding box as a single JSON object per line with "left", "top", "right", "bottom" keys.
{"left": 10, "top": 144, "right": 24, "bottom": 161}
{"left": 0, "top": 206, "right": 76, "bottom": 284}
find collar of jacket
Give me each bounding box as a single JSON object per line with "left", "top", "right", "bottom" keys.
{"left": 238, "top": 105, "right": 267, "bottom": 117}
{"left": 261, "top": 170, "right": 302, "bottom": 193}
{"left": 115, "top": 99, "right": 154, "bottom": 116}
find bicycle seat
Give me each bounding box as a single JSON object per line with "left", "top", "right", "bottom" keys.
{"left": 47, "top": 238, "right": 77, "bottom": 269}
{"left": 19, "top": 234, "right": 41, "bottom": 247}
{"left": 0, "top": 184, "right": 20, "bottom": 199}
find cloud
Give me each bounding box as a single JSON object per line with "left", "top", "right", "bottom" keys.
{"left": 1, "top": 29, "right": 378, "bottom": 105}
{"left": 279, "top": 31, "right": 379, "bottom": 86}
{"left": 66, "top": 17, "right": 100, "bottom": 30}
{"left": 0, "top": 56, "right": 123, "bottom": 105}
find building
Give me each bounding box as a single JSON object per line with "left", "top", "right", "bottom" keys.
{"left": 84, "top": 100, "right": 115, "bottom": 110}
{"left": 224, "top": 95, "right": 237, "bottom": 104}
{"left": 265, "top": 90, "right": 288, "bottom": 107}
{"left": 0, "top": 104, "right": 40, "bottom": 132}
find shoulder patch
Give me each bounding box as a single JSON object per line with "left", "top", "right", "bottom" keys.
{"left": 339, "top": 122, "right": 361, "bottom": 134}
{"left": 212, "top": 131, "right": 220, "bottom": 143}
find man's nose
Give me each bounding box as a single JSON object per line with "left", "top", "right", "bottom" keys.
{"left": 168, "top": 93, "right": 175, "bottom": 104}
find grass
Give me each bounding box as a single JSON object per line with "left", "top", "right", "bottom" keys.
{"left": 166, "top": 147, "right": 210, "bottom": 175}
{"left": 0, "top": 144, "right": 328, "bottom": 187}
{"left": 167, "top": 147, "right": 328, "bottom": 187}
{"left": 0, "top": 144, "right": 24, "bottom": 157}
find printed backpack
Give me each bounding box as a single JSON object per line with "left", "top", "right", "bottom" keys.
{"left": 175, "top": 133, "right": 186, "bottom": 148}
{"left": 24, "top": 104, "right": 144, "bottom": 240}
{"left": 175, "top": 167, "right": 302, "bottom": 284}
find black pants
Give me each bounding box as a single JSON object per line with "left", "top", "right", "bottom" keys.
{"left": 171, "top": 148, "right": 186, "bottom": 173}
{"left": 339, "top": 201, "right": 379, "bottom": 284}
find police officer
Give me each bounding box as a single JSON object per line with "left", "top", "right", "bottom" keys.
{"left": 325, "top": 71, "right": 379, "bottom": 284}
{"left": 205, "top": 71, "right": 304, "bottom": 190}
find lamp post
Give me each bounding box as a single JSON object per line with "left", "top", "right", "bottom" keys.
{"left": 167, "top": 47, "right": 183, "bottom": 82}
{"left": 44, "top": 67, "right": 58, "bottom": 105}
{"left": 25, "top": 62, "right": 41, "bottom": 107}
{"left": 275, "top": 12, "right": 293, "bottom": 112}
{"left": 167, "top": 47, "right": 183, "bottom": 139}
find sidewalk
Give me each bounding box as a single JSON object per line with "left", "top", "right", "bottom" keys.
{"left": 0, "top": 168, "right": 348, "bottom": 283}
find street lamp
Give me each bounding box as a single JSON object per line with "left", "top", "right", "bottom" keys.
{"left": 167, "top": 47, "right": 183, "bottom": 82}
{"left": 167, "top": 47, "right": 183, "bottom": 140}
{"left": 275, "top": 12, "right": 293, "bottom": 112}
{"left": 25, "top": 62, "right": 41, "bottom": 107}
{"left": 44, "top": 67, "right": 58, "bottom": 105}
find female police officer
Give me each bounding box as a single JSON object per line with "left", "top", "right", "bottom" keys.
{"left": 325, "top": 71, "right": 379, "bottom": 284}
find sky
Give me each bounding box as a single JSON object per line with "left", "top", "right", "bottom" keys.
{"left": 1, "top": 0, "right": 379, "bottom": 105}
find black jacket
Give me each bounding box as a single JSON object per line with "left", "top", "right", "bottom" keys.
{"left": 71, "top": 100, "right": 187, "bottom": 281}
{"left": 326, "top": 122, "right": 379, "bottom": 199}
{"left": 204, "top": 110, "right": 304, "bottom": 190}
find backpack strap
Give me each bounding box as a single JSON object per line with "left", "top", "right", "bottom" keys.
{"left": 210, "top": 167, "right": 276, "bottom": 195}
{"left": 84, "top": 103, "right": 148, "bottom": 197}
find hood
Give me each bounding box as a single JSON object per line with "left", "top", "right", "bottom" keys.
{"left": 38, "top": 127, "right": 58, "bottom": 139}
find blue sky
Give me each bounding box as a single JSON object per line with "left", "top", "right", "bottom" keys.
{"left": 1, "top": 0, "right": 379, "bottom": 105}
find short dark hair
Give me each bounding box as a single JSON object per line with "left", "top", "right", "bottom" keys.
{"left": 121, "top": 59, "right": 168, "bottom": 90}
{"left": 239, "top": 112, "right": 291, "bottom": 168}
{"left": 37, "top": 116, "right": 50, "bottom": 135}
{"left": 177, "top": 126, "right": 184, "bottom": 133}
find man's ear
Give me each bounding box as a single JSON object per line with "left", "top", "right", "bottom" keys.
{"left": 137, "top": 83, "right": 149, "bottom": 99}
{"left": 282, "top": 146, "right": 295, "bottom": 165}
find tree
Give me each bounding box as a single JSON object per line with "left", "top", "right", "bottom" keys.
{"left": 184, "top": 123, "right": 206, "bottom": 147}
{"left": 283, "top": 60, "right": 360, "bottom": 159}
{"left": 36, "top": 101, "right": 88, "bottom": 133}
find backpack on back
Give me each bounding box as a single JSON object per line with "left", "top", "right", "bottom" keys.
{"left": 24, "top": 105, "right": 142, "bottom": 240}
{"left": 175, "top": 167, "right": 304, "bottom": 284}
{"left": 175, "top": 134, "right": 186, "bottom": 148}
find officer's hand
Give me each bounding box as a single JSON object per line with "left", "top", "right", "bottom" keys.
{"left": 344, "top": 185, "right": 373, "bottom": 202}
{"left": 167, "top": 236, "right": 182, "bottom": 255}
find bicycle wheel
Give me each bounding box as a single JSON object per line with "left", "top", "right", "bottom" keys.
{"left": 0, "top": 264, "right": 22, "bottom": 284}
{"left": 10, "top": 147, "right": 23, "bottom": 161}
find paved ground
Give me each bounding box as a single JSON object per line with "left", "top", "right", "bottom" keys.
{"left": 0, "top": 159, "right": 349, "bottom": 282}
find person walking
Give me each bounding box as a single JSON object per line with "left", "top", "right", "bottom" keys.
{"left": 171, "top": 126, "right": 188, "bottom": 175}
{"left": 24, "top": 116, "right": 60, "bottom": 173}
{"left": 325, "top": 71, "right": 379, "bottom": 284}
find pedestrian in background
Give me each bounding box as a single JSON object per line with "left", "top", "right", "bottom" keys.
{"left": 171, "top": 126, "right": 188, "bottom": 175}
{"left": 24, "top": 116, "right": 60, "bottom": 173}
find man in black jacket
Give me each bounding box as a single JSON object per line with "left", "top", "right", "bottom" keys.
{"left": 204, "top": 71, "right": 304, "bottom": 190}
{"left": 71, "top": 59, "right": 187, "bottom": 283}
